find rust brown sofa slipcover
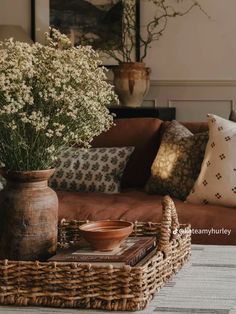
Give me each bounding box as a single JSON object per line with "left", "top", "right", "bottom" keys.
{"left": 58, "top": 118, "right": 236, "bottom": 245}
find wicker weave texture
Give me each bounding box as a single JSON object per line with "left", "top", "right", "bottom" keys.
{"left": 0, "top": 196, "right": 191, "bottom": 311}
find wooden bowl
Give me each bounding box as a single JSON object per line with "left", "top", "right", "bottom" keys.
{"left": 79, "top": 220, "right": 134, "bottom": 251}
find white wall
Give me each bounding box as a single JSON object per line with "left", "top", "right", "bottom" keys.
{"left": 140, "top": 0, "right": 236, "bottom": 120}
{"left": 0, "top": 0, "right": 31, "bottom": 35}
{"left": 147, "top": 81, "right": 236, "bottom": 121}
{"left": 141, "top": 0, "right": 236, "bottom": 80}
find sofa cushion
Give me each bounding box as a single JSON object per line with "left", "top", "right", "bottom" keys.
{"left": 187, "top": 114, "right": 236, "bottom": 207}
{"left": 57, "top": 189, "right": 236, "bottom": 245}
{"left": 92, "top": 118, "right": 163, "bottom": 188}
{"left": 50, "top": 146, "right": 134, "bottom": 194}
{"left": 145, "top": 120, "right": 208, "bottom": 200}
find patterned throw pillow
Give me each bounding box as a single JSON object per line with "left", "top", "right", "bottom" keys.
{"left": 50, "top": 147, "right": 134, "bottom": 194}
{"left": 187, "top": 114, "right": 236, "bottom": 207}
{"left": 145, "top": 120, "right": 208, "bottom": 200}
{"left": 229, "top": 109, "right": 236, "bottom": 122}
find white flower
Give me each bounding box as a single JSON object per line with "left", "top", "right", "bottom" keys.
{"left": 0, "top": 28, "right": 117, "bottom": 171}
{"left": 8, "top": 121, "right": 17, "bottom": 130}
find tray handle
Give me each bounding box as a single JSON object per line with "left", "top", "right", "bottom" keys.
{"left": 158, "top": 195, "right": 180, "bottom": 256}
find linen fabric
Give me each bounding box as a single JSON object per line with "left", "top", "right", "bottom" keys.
{"left": 50, "top": 146, "right": 134, "bottom": 194}
{"left": 187, "top": 114, "right": 236, "bottom": 207}
{"left": 145, "top": 120, "right": 208, "bottom": 200}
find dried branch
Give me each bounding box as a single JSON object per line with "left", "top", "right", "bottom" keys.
{"left": 138, "top": 0, "right": 209, "bottom": 62}
{"left": 74, "top": 0, "right": 209, "bottom": 64}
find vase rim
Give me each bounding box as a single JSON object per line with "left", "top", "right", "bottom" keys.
{"left": 118, "top": 61, "right": 145, "bottom": 65}
{"left": 0, "top": 168, "right": 55, "bottom": 182}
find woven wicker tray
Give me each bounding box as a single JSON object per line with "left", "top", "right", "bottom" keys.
{"left": 0, "top": 196, "right": 191, "bottom": 311}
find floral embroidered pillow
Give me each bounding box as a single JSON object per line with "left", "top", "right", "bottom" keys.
{"left": 187, "top": 114, "right": 236, "bottom": 207}
{"left": 145, "top": 120, "right": 208, "bottom": 200}
{"left": 50, "top": 146, "right": 134, "bottom": 194}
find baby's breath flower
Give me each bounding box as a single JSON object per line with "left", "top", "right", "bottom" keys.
{"left": 0, "top": 28, "right": 117, "bottom": 171}
{"left": 8, "top": 121, "right": 17, "bottom": 130}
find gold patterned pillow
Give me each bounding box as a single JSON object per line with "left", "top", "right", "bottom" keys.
{"left": 50, "top": 147, "right": 134, "bottom": 194}
{"left": 145, "top": 120, "right": 208, "bottom": 200}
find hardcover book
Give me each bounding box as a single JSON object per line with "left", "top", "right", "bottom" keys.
{"left": 49, "top": 236, "right": 156, "bottom": 266}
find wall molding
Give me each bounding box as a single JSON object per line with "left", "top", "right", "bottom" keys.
{"left": 151, "top": 80, "right": 236, "bottom": 87}
{"left": 168, "top": 99, "right": 234, "bottom": 110}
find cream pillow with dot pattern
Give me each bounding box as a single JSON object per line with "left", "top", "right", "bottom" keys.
{"left": 187, "top": 114, "right": 236, "bottom": 207}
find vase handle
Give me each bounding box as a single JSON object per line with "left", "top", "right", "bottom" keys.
{"left": 146, "top": 67, "right": 151, "bottom": 75}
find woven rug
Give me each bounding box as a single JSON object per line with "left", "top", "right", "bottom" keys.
{"left": 0, "top": 245, "right": 236, "bottom": 314}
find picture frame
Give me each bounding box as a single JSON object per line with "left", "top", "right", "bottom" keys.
{"left": 31, "top": 0, "right": 140, "bottom": 66}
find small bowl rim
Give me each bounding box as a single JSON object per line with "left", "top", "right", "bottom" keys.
{"left": 79, "top": 220, "right": 133, "bottom": 233}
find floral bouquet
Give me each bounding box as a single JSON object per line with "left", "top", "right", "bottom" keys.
{"left": 0, "top": 29, "right": 116, "bottom": 171}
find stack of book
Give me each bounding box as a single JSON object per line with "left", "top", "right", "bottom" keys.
{"left": 49, "top": 236, "right": 156, "bottom": 267}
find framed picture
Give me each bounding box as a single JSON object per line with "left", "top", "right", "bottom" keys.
{"left": 31, "top": 0, "right": 140, "bottom": 66}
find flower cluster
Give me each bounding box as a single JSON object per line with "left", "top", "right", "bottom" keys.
{"left": 0, "top": 29, "right": 117, "bottom": 171}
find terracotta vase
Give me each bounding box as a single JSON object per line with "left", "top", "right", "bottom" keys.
{"left": 113, "top": 62, "right": 151, "bottom": 107}
{"left": 0, "top": 169, "right": 58, "bottom": 261}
